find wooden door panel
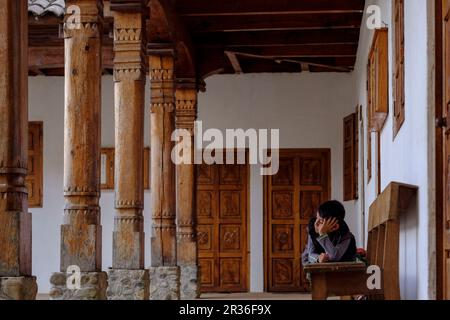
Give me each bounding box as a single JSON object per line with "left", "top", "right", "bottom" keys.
{"left": 273, "top": 159, "right": 295, "bottom": 186}
{"left": 272, "top": 259, "right": 295, "bottom": 288}
{"left": 220, "top": 165, "right": 241, "bottom": 184}
{"left": 199, "top": 258, "right": 214, "bottom": 288}
{"left": 197, "top": 164, "right": 215, "bottom": 184}
{"left": 220, "top": 191, "right": 241, "bottom": 218}
{"left": 272, "top": 192, "right": 294, "bottom": 219}
{"left": 197, "top": 225, "right": 213, "bottom": 251}
{"left": 299, "top": 157, "right": 324, "bottom": 185}
{"left": 197, "top": 158, "right": 248, "bottom": 293}
{"left": 300, "top": 191, "right": 322, "bottom": 220}
{"left": 219, "top": 225, "right": 242, "bottom": 252}
{"left": 272, "top": 224, "right": 294, "bottom": 254}
{"left": 197, "top": 190, "right": 214, "bottom": 219}
{"left": 220, "top": 258, "right": 242, "bottom": 287}
{"left": 265, "top": 149, "right": 330, "bottom": 292}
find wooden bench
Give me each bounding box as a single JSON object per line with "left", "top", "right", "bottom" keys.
{"left": 304, "top": 182, "right": 417, "bottom": 300}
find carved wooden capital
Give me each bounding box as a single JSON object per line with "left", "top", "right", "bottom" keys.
{"left": 175, "top": 87, "right": 197, "bottom": 130}
{"left": 150, "top": 68, "right": 174, "bottom": 82}
{"left": 64, "top": 0, "right": 104, "bottom": 29}
{"left": 63, "top": 22, "right": 101, "bottom": 39}
{"left": 177, "top": 233, "right": 196, "bottom": 242}
{"left": 150, "top": 102, "right": 174, "bottom": 113}
{"left": 178, "top": 220, "right": 195, "bottom": 227}
{"left": 112, "top": 11, "right": 147, "bottom": 82}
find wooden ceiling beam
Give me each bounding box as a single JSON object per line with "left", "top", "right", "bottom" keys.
{"left": 176, "top": 0, "right": 365, "bottom": 16}
{"left": 110, "top": 0, "right": 149, "bottom": 13}
{"left": 235, "top": 59, "right": 302, "bottom": 74}
{"left": 198, "top": 49, "right": 356, "bottom": 78}
{"left": 235, "top": 59, "right": 354, "bottom": 74}
{"left": 28, "top": 15, "right": 114, "bottom": 47}
{"left": 225, "top": 51, "right": 243, "bottom": 74}
{"left": 194, "top": 29, "right": 360, "bottom": 47}
{"left": 238, "top": 55, "right": 355, "bottom": 71}
{"left": 207, "top": 44, "right": 358, "bottom": 58}
{"left": 28, "top": 46, "right": 114, "bottom": 70}
{"left": 183, "top": 12, "right": 363, "bottom": 32}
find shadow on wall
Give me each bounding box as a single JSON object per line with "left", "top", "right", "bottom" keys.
{"left": 399, "top": 196, "right": 419, "bottom": 300}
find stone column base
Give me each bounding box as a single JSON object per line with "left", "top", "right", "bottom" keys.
{"left": 149, "top": 266, "right": 180, "bottom": 300}
{"left": 107, "top": 269, "right": 149, "bottom": 300}
{"left": 49, "top": 271, "right": 107, "bottom": 300}
{"left": 180, "top": 265, "right": 200, "bottom": 300}
{"left": 0, "top": 276, "right": 37, "bottom": 300}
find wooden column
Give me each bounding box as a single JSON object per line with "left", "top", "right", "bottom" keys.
{"left": 148, "top": 45, "right": 180, "bottom": 300}
{"left": 175, "top": 80, "right": 200, "bottom": 299}
{"left": 149, "top": 48, "right": 177, "bottom": 267}
{"left": 107, "top": 0, "right": 149, "bottom": 300}
{"left": 0, "top": 0, "right": 37, "bottom": 300}
{"left": 50, "top": 0, "right": 106, "bottom": 300}
{"left": 111, "top": 1, "right": 146, "bottom": 271}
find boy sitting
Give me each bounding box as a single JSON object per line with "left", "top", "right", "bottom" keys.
{"left": 302, "top": 200, "right": 357, "bottom": 264}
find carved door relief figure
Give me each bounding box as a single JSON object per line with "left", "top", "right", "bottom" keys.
{"left": 196, "top": 152, "right": 248, "bottom": 293}
{"left": 264, "top": 149, "right": 331, "bottom": 292}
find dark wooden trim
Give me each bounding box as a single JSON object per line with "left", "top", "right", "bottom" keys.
{"left": 100, "top": 148, "right": 115, "bottom": 190}
{"left": 377, "top": 132, "right": 382, "bottom": 196}
{"left": 176, "top": 0, "right": 366, "bottom": 16}
{"left": 100, "top": 147, "right": 150, "bottom": 191}
{"left": 183, "top": 12, "right": 363, "bottom": 32}
{"left": 110, "top": 0, "right": 148, "bottom": 13}
{"left": 194, "top": 29, "right": 361, "bottom": 48}
{"left": 393, "top": 0, "right": 406, "bottom": 138}
{"left": 343, "top": 113, "right": 358, "bottom": 201}
{"left": 367, "top": 28, "right": 389, "bottom": 132}
{"left": 435, "top": 0, "right": 444, "bottom": 300}
{"left": 263, "top": 169, "right": 268, "bottom": 291}
{"left": 27, "top": 121, "right": 44, "bottom": 208}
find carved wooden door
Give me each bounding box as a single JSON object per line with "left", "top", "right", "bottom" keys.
{"left": 265, "top": 149, "right": 330, "bottom": 292}
{"left": 196, "top": 161, "right": 248, "bottom": 293}
{"left": 442, "top": 0, "right": 450, "bottom": 299}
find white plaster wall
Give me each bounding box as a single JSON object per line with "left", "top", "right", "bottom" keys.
{"left": 29, "top": 72, "right": 356, "bottom": 294}
{"left": 353, "top": 0, "right": 434, "bottom": 300}
{"left": 29, "top": 76, "right": 153, "bottom": 294}
{"left": 198, "top": 73, "right": 356, "bottom": 292}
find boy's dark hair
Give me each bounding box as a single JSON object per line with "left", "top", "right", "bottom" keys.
{"left": 318, "top": 200, "right": 345, "bottom": 220}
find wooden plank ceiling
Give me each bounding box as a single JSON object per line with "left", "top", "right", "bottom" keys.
{"left": 28, "top": 0, "right": 365, "bottom": 77}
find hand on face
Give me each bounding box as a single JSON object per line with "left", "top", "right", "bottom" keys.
{"left": 317, "top": 217, "right": 339, "bottom": 236}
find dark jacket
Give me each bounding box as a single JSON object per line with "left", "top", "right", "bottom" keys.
{"left": 302, "top": 218, "right": 357, "bottom": 266}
